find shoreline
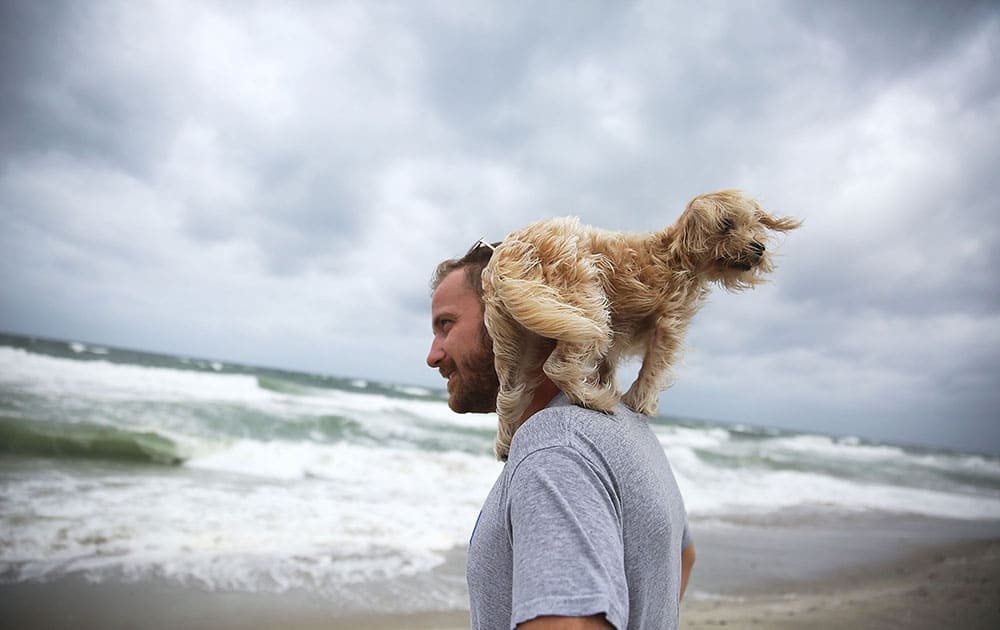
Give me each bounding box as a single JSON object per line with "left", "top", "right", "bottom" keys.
{"left": 2, "top": 533, "right": 997, "bottom": 629}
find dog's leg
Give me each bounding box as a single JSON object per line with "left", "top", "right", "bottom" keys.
{"left": 596, "top": 339, "right": 621, "bottom": 399}
{"left": 622, "top": 315, "right": 686, "bottom": 416}
{"left": 536, "top": 271, "right": 616, "bottom": 413}
{"left": 544, "top": 338, "right": 618, "bottom": 413}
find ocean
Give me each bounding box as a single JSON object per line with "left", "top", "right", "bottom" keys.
{"left": 2, "top": 331, "right": 1000, "bottom": 615}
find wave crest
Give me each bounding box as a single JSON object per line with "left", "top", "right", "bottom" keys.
{"left": 0, "top": 417, "right": 184, "bottom": 466}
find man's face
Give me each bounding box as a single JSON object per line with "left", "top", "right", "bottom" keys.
{"left": 427, "top": 268, "right": 499, "bottom": 413}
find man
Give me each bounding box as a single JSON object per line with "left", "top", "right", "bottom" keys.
{"left": 427, "top": 240, "right": 695, "bottom": 630}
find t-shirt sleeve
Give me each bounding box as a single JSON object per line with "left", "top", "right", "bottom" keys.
{"left": 507, "top": 446, "right": 627, "bottom": 630}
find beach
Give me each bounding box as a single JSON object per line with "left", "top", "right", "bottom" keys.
{"left": 1, "top": 540, "right": 996, "bottom": 629}
{"left": 681, "top": 518, "right": 1000, "bottom": 630}
{"left": 2, "top": 334, "right": 1000, "bottom": 629}
{"left": 3, "top": 515, "right": 997, "bottom": 629}
{"left": 683, "top": 539, "right": 1000, "bottom": 629}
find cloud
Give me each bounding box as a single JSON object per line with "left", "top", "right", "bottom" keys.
{"left": 0, "top": 0, "right": 997, "bottom": 453}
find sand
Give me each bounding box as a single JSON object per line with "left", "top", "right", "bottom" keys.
{"left": 681, "top": 538, "right": 1000, "bottom": 629}
{"left": 2, "top": 517, "right": 998, "bottom": 629}
{"left": 0, "top": 577, "right": 469, "bottom": 630}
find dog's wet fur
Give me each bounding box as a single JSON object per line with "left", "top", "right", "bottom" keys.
{"left": 483, "top": 189, "right": 800, "bottom": 460}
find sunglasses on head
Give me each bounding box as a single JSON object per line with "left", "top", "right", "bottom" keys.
{"left": 467, "top": 238, "right": 500, "bottom": 255}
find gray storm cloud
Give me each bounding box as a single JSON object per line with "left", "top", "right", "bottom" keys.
{"left": 1, "top": 0, "right": 997, "bottom": 453}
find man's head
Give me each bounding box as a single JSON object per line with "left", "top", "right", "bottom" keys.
{"left": 427, "top": 241, "right": 500, "bottom": 414}
{"left": 430, "top": 239, "right": 497, "bottom": 300}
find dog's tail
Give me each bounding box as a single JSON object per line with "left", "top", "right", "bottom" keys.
{"left": 486, "top": 276, "right": 608, "bottom": 343}
{"left": 484, "top": 236, "right": 610, "bottom": 344}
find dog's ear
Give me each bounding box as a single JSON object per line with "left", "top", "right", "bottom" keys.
{"left": 674, "top": 196, "right": 718, "bottom": 253}
{"left": 759, "top": 213, "right": 802, "bottom": 233}
{"left": 676, "top": 214, "right": 706, "bottom": 255}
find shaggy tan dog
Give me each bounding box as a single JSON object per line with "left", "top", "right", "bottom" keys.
{"left": 482, "top": 189, "right": 800, "bottom": 460}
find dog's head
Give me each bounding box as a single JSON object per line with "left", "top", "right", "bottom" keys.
{"left": 671, "top": 189, "right": 800, "bottom": 290}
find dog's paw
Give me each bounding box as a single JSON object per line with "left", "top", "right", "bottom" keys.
{"left": 585, "top": 396, "right": 619, "bottom": 414}
{"left": 563, "top": 381, "right": 618, "bottom": 414}
{"left": 622, "top": 389, "right": 659, "bottom": 416}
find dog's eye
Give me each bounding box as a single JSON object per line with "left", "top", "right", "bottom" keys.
{"left": 720, "top": 218, "right": 735, "bottom": 233}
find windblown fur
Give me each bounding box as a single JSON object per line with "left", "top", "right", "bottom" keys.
{"left": 482, "top": 189, "right": 800, "bottom": 460}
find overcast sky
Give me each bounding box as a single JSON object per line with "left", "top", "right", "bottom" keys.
{"left": 1, "top": 0, "right": 997, "bottom": 454}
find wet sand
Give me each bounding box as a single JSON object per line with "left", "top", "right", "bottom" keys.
{"left": 2, "top": 516, "right": 998, "bottom": 629}
{"left": 681, "top": 538, "right": 1000, "bottom": 629}
{"left": 0, "top": 576, "right": 469, "bottom": 630}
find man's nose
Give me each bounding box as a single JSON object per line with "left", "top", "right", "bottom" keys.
{"left": 426, "top": 337, "right": 445, "bottom": 368}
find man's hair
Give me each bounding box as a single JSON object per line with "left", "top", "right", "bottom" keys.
{"left": 431, "top": 241, "right": 499, "bottom": 299}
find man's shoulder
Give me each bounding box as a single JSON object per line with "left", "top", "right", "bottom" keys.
{"left": 507, "top": 395, "right": 644, "bottom": 468}
{"left": 505, "top": 405, "right": 574, "bottom": 467}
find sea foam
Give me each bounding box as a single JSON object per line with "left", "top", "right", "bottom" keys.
{"left": 2, "top": 339, "right": 999, "bottom": 600}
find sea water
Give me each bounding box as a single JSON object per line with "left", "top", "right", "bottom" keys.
{"left": 2, "top": 332, "right": 999, "bottom": 611}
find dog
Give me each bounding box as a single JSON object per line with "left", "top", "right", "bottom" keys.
{"left": 481, "top": 189, "right": 800, "bottom": 460}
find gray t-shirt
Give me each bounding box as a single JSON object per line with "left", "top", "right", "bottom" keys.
{"left": 467, "top": 393, "right": 691, "bottom": 630}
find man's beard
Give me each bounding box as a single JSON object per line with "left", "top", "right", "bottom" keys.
{"left": 449, "top": 325, "right": 500, "bottom": 414}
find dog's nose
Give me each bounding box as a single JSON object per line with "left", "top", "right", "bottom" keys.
{"left": 750, "top": 241, "right": 765, "bottom": 256}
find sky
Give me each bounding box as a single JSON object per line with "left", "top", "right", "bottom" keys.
{"left": 1, "top": 0, "right": 998, "bottom": 454}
